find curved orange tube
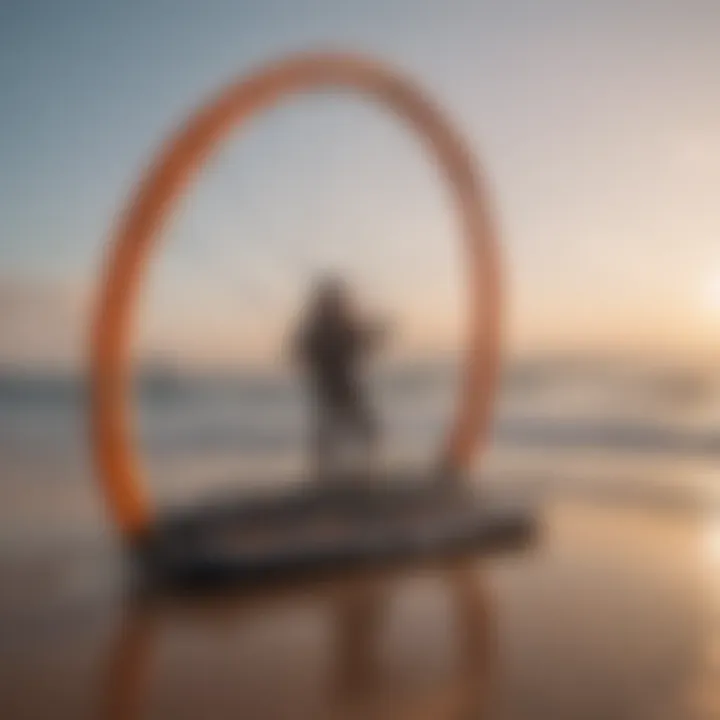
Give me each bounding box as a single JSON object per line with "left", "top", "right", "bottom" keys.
{"left": 90, "top": 52, "right": 502, "bottom": 539}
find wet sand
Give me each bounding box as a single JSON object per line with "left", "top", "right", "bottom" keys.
{"left": 0, "top": 499, "right": 715, "bottom": 719}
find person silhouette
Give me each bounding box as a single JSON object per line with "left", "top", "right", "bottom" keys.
{"left": 293, "top": 276, "right": 386, "bottom": 480}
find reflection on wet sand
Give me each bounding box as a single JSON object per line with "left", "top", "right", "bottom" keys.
{"left": 329, "top": 565, "right": 493, "bottom": 719}
{"left": 1, "top": 502, "right": 710, "bottom": 719}
{"left": 99, "top": 564, "right": 494, "bottom": 720}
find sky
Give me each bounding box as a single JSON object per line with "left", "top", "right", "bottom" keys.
{"left": 1, "top": 0, "right": 719, "bottom": 369}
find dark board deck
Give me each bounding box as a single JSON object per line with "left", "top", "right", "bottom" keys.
{"left": 136, "top": 477, "right": 538, "bottom": 588}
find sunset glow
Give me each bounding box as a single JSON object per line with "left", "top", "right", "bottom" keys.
{"left": 704, "top": 274, "right": 720, "bottom": 316}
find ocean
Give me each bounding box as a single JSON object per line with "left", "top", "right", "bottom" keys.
{"left": 1, "top": 359, "right": 718, "bottom": 558}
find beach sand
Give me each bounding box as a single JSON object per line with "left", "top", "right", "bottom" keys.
{"left": 0, "top": 498, "right": 714, "bottom": 720}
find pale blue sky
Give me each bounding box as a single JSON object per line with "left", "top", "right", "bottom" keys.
{"left": 1, "top": 1, "right": 719, "bottom": 366}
